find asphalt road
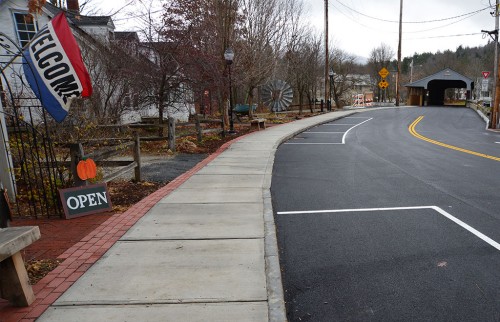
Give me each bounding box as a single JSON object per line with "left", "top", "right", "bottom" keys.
{"left": 271, "top": 107, "right": 500, "bottom": 321}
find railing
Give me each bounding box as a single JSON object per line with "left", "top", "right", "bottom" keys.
{"left": 97, "top": 116, "right": 223, "bottom": 151}
{"left": 70, "top": 116, "right": 223, "bottom": 185}
{"left": 70, "top": 135, "right": 140, "bottom": 186}
{"left": 467, "top": 100, "right": 491, "bottom": 128}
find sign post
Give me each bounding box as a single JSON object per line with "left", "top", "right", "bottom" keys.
{"left": 378, "top": 68, "right": 390, "bottom": 102}
{"left": 482, "top": 72, "right": 491, "bottom": 97}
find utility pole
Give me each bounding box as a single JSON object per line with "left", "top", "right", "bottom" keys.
{"left": 492, "top": 0, "right": 499, "bottom": 129}
{"left": 325, "top": 0, "right": 329, "bottom": 110}
{"left": 396, "top": 0, "right": 403, "bottom": 107}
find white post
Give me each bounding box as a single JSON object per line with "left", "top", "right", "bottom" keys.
{"left": 0, "top": 97, "right": 16, "bottom": 201}
{"left": 493, "top": 0, "right": 499, "bottom": 127}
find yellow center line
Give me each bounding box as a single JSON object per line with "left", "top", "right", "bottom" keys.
{"left": 408, "top": 116, "right": 500, "bottom": 162}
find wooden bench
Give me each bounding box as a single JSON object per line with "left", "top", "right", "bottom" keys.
{"left": 250, "top": 118, "right": 266, "bottom": 131}
{"left": 234, "top": 104, "right": 257, "bottom": 123}
{"left": 0, "top": 226, "right": 40, "bottom": 306}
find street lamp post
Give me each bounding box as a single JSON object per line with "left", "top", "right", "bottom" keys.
{"left": 329, "top": 69, "right": 334, "bottom": 111}
{"left": 224, "top": 48, "right": 235, "bottom": 134}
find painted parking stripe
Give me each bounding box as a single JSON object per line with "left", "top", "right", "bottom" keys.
{"left": 341, "top": 118, "right": 373, "bottom": 144}
{"left": 284, "top": 118, "right": 372, "bottom": 145}
{"left": 305, "top": 132, "right": 345, "bottom": 134}
{"left": 277, "top": 206, "right": 500, "bottom": 251}
{"left": 284, "top": 143, "right": 344, "bottom": 145}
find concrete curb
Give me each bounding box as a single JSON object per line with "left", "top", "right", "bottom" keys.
{"left": 471, "top": 107, "right": 490, "bottom": 129}
{"left": 262, "top": 111, "right": 357, "bottom": 321}
{"left": 0, "top": 133, "right": 251, "bottom": 322}
{"left": 1, "top": 110, "right": 365, "bottom": 322}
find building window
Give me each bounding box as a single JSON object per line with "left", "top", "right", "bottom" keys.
{"left": 13, "top": 13, "right": 38, "bottom": 48}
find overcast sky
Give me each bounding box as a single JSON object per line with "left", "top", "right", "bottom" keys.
{"left": 306, "top": 0, "right": 495, "bottom": 59}
{"left": 91, "top": 0, "right": 496, "bottom": 60}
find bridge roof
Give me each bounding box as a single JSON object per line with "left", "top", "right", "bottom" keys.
{"left": 405, "top": 68, "right": 474, "bottom": 90}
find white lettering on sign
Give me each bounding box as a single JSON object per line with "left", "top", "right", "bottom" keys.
{"left": 66, "top": 192, "right": 108, "bottom": 210}
{"left": 88, "top": 193, "right": 96, "bottom": 206}
{"left": 67, "top": 196, "right": 79, "bottom": 210}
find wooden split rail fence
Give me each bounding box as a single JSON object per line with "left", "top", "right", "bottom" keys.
{"left": 70, "top": 116, "right": 222, "bottom": 185}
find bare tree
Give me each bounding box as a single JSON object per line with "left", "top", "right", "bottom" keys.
{"left": 68, "top": 31, "right": 152, "bottom": 124}
{"left": 368, "top": 43, "right": 394, "bottom": 101}
{"left": 330, "top": 48, "right": 358, "bottom": 108}
{"left": 236, "top": 0, "right": 303, "bottom": 117}
{"left": 161, "top": 0, "right": 240, "bottom": 131}
{"left": 285, "top": 28, "right": 322, "bottom": 114}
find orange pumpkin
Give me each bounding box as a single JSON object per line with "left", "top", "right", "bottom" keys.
{"left": 77, "top": 158, "right": 97, "bottom": 180}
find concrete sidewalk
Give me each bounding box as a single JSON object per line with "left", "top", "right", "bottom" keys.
{"left": 37, "top": 110, "right": 356, "bottom": 322}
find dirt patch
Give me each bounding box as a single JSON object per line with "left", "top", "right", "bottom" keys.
{"left": 26, "top": 259, "right": 63, "bottom": 285}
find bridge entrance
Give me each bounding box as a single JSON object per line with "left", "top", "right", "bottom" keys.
{"left": 405, "top": 68, "right": 474, "bottom": 106}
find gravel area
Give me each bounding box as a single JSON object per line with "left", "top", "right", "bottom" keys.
{"left": 140, "top": 153, "right": 208, "bottom": 183}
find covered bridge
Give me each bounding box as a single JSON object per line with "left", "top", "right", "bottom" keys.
{"left": 405, "top": 68, "right": 474, "bottom": 106}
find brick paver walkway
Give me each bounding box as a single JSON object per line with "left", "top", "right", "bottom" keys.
{"left": 0, "top": 135, "right": 246, "bottom": 322}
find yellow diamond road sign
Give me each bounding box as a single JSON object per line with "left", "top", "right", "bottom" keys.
{"left": 379, "top": 67, "right": 390, "bottom": 78}
{"left": 378, "top": 79, "right": 389, "bottom": 89}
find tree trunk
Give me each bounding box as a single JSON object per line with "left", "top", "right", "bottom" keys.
{"left": 333, "top": 83, "right": 340, "bottom": 109}
{"left": 158, "top": 74, "right": 167, "bottom": 137}
{"left": 307, "top": 92, "right": 313, "bottom": 113}
{"left": 299, "top": 91, "right": 303, "bottom": 115}
{"left": 248, "top": 88, "right": 254, "bottom": 119}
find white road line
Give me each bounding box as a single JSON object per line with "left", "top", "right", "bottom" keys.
{"left": 431, "top": 206, "right": 500, "bottom": 251}
{"left": 324, "top": 124, "right": 358, "bottom": 126}
{"left": 284, "top": 143, "right": 344, "bottom": 145}
{"left": 285, "top": 118, "right": 372, "bottom": 145}
{"left": 341, "top": 118, "right": 373, "bottom": 144}
{"left": 277, "top": 206, "right": 500, "bottom": 251}
{"left": 346, "top": 117, "right": 371, "bottom": 119}
{"left": 305, "top": 132, "right": 345, "bottom": 134}
{"left": 277, "top": 206, "right": 430, "bottom": 215}
{"left": 495, "top": 142, "right": 500, "bottom": 144}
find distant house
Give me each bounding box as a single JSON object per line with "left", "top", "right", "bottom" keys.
{"left": 0, "top": 0, "right": 118, "bottom": 122}
{"left": 117, "top": 39, "right": 195, "bottom": 123}
{"left": 0, "top": 0, "right": 194, "bottom": 124}
{"left": 332, "top": 74, "right": 374, "bottom": 106}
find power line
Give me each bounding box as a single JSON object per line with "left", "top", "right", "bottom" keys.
{"left": 331, "top": 1, "right": 486, "bottom": 35}
{"left": 112, "top": 8, "right": 163, "bottom": 22}
{"left": 404, "top": 32, "right": 483, "bottom": 40}
{"left": 403, "top": 11, "right": 485, "bottom": 34}
{"left": 330, "top": 2, "right": 377, "bottom": 32}
{"left": 334, "top": 0, "right": 491, "bottom": 24}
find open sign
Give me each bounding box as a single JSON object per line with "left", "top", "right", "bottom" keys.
{"left": 59, "top": 183, "right": 113, "bottom": 219}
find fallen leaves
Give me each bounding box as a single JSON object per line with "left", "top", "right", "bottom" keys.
{"left": 26, "top": 258, "right": 63, "bottom": 284}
